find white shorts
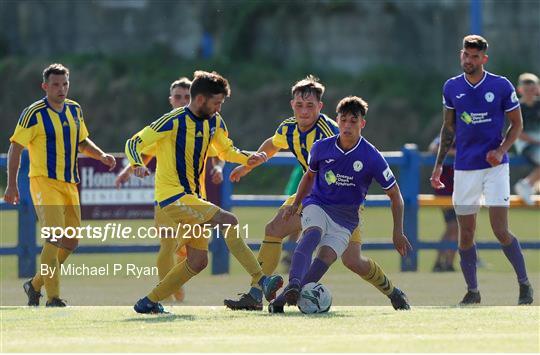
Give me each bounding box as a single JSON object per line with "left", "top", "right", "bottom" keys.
{"left": 301, "top": 204, "right": 351, "bottom": 257}
{"left": 453, "top": 163, "right": 510, "bottom": 215}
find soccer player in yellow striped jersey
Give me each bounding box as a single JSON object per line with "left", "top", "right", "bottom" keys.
{"left": 127, "top": 71, "right": 283, "bottom": 314}
{"left": 115, "top": 77, "right": 225, "bottom": 303}
{"left": 4, "top": 64, "right": 116, "bottom": 307}
{"left": 225, "top": 75, "right": 410, "bottom": 311}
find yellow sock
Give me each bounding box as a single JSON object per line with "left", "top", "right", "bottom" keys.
{"left": 157, "top": 237, "right": 177, "bottom": 281}
{"left": 257, "top": 236, "right": 283, "bottom": 276}
{"left": 31, "top": 247, "right": 71, "bottom": 292}
{"left": 57, "top": 247, "right": 71, "bottom": 264}
{"left": 361, "top": 258, "right": 395, "bottom": 296}
{"left": 39, "top": 242, "right": 60, "bottom": 301}
{"left": 224, "top": 229, "right": 264, "bottom": 287}
{"left": 148, "top": 260, "right": 197, "bottom": 302}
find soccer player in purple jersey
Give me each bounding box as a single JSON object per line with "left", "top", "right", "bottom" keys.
{"left": 267, "top": 96, "right": 412, "bottom": 313}
{"left": 430, "top": 35, "right": 534, "bottom": 305}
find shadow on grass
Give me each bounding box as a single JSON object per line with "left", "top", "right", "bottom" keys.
{"left": 250, "top": 309, "right": 356, "bottom": 318}
{"left": 124, "top": 313, "right": 196, "bottom": 323}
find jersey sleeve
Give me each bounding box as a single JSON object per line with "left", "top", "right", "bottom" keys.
{"left": 209, "top": 115, "right": 250, "bottom": 165}
{"left": 125, "top": 115, "right": 172, "bottom": 167}
{"left": 271, "top": 121, "right": 290, "bottom": 149}
{"left": 442, "top": 80, "right": 454, "bottom": 110}
{"left": 10, "top": 108, "right": 39, "bottom": 147}
{"left": 501, "top": 78, "right": 520, "bottom": 112}
{"left": 78, "top": 109, "right": 90, "bottom": 142}
{"left": 371, "top": 150, "right": 396, "bottom": 190}
{"left": 141, "top": 143, "right": 157, "bottom": 157}
{"left": 307, "top": 140, "right": 321, "bottom": 172}
{"left": 207, "top": 120, "right": 230, "bottom": 158}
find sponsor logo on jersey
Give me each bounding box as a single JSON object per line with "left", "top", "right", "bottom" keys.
{"left": 383, "top": 167, "right": 394, "bottom": 181}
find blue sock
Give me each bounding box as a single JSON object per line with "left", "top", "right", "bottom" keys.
{"left": 459, "top": 245, "right": 478, "bottom": 292}
{"left": 301, "top": 258, "right": 330, "bottom": 286}
{"left": 502, "top": 237, "right": 529, "bottom": 284}
{"left": 248, "top": 286, "right": 263, "bottom": 302}
{"left": 289, "top": 228, "right": 321, "bottom": 284}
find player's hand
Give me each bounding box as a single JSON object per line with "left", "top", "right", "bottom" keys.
{"left": 100, "top": 154, "right": 116, "bottom": 171}
{"left": 210, "top": 166, "right": 224, "bottom": 184}
{"left": 3, "top": 185, "right": 19, "bottom": 205}
{"left": 393, "top": 232, "right": 412, "bottom": 257}
{"left": 133, "top": 165, "right": 150, "bottom": 178}
{"left": 282, "top": 204, "right": 299, "bottom": 221}
{"left": 486, "top": 148, "right": 504, "bottom": 167}
{"left": 115, "top": 168, "right": 132, "bottom": 188}
{"left": 247, "top": 152, "right": 268, "bottom": 167}
{"left": 429, "top": 165, "right": 445, "bottom": 189}
{"left": 229, "top": 165, "right": 251, "bottom": 182}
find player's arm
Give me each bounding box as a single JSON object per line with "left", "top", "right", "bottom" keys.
{"left": 209, "top": 156, "right": 225, "bottom": 184}
{"left": 3, "top": 142, "right": 25, "bottom": 204}
{"left": 486, "top": 108, "right": 523, "bottom": 166}
{"left": 5, "top": 110, "right": 38, "bottom": 204}
{"left": 79, "top": 138, "right": 116, "bottom": 171}
{"left": 114, "top": 153, "right": 154, "bottom": 188}
{"left": 283, "top": 169, "right": 316, "bottom": 221}
{"left": 384, "top": 184, "right": 412, "bottom": 257}
{"left": 430, "top": 107, "right": 456, "bottom": 189}
{"left": 229, "top": 137, "right": 281, "bottom": 182}
{"left": 125, "top": 124, "right": 170, "bottom": 178}
{"left": 210, "top": 123, "right": 266, "bottom": 167}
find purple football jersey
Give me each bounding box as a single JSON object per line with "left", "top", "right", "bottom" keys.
{"left": 442, "top": 71, "right": 520, "bottom": 170}
{"left": 303, "top": 135, "right": 396, "bottom": 232}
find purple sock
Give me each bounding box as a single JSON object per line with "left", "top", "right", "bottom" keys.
{"left": 289, "top": 229, "right": 321, "bottom": 285}
{"left": 502, "top": 237, "right": 529, "bottom": 284}
{"left": 301, "top": 258, "right": 330, "bottom": 286}
{"left": 459, "top": 245, "right": 478, "bottom": 291}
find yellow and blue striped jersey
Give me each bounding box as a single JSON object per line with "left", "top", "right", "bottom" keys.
{"left": 139, "top": 114, "right": 227, "bottom": 200}
{"left": 272, "top": 114, "right": 339, "bottom": 171}
{"left": 10, "top": 98, "right": 89, "bottom": 184}
{"left": 125, "top": 107, "right": 249, "bottom": 206}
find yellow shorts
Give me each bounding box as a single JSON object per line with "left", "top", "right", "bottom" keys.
{"left": 156, "top": 193, "right": 220, "bottom": 251}
{"left": 281, "top": 194, "right": 363, "bottom": 244}
{"left": 29, "top": 176, "right": 81, "bottom": 250}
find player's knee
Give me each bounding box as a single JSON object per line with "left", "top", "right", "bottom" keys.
{"left": 341, "top": 254, "right": 357, "bottom": 272}
{"left": 342, "top": 254, "right": 370, "bottom": 275}
{"left": 212, "top": 210, "right": 238, "bottom": 227}
{"left": 265, "top": 220, "right": 285, "bottom": 238}
{"left": 317, "top": 246, "right": 337, "bottom": 265}
{"left": 188, "top": 254, "right": 208, "bottom": 273}
{"left": 493, "top": 228, "right": 512, "bottom": 244}
{"left": 459, "top": 226, "right": 475, "bottom": 242}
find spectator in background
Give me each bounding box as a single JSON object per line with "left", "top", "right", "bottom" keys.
{"left": 513, "top": 73, "right": 540, "bottom": 206}
{"left": 429, "top": 137, "right": 457, "bottom": 272}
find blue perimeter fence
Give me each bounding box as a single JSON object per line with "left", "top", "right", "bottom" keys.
{"left": 1, "top": 145, "right": 539, "bottom": 278}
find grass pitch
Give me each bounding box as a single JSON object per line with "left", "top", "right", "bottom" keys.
{"left": 1, "top": 306, "right": 539, "bottom": 352}
{"left": 1, "top": 206, "right": 539, "bottom": 352}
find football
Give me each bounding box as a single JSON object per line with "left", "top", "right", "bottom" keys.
{"left": 297, "top": 282, "right": 332, "bottom": 314}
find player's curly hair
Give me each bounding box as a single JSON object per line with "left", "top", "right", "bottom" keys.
{"left": 170, "top": 77, "right": 192, "bottom": 93}
{"left": 190, "top": 70, "right": 230, "bottom": 98}
{"left": 463, "top": 35, "right": 488, "bottom": 52}
{"left": 336, "top": 96, "right": 368, "bottom": 118}
{"left": 43, "top": 63, "right": 69, "bottom": 82}
{"left": 291, "top": 75, "right": 325, "bottom": 101}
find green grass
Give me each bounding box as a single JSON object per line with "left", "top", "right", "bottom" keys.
{"left": 1, "top": 306, "right": 538, "bottom": 352}
{"left": 1, "top": 207, "right": 539, "bottom": 352}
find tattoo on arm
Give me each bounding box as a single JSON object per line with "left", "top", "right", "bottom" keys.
{"left": 436, "top": 109, "right": 456, "bottom": 165}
